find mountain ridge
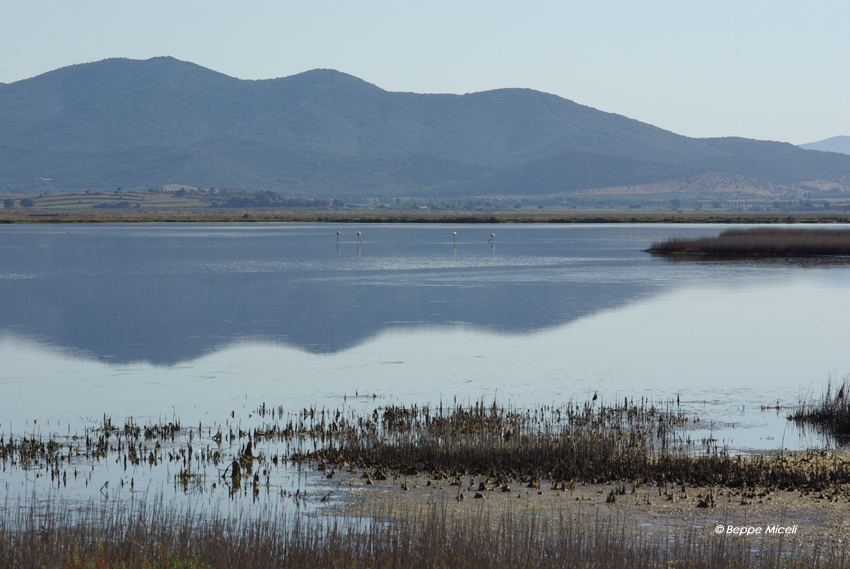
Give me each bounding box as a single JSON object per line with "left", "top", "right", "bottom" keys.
{"left": 800, "top": 136, "right": 850, "bottom": 156}
{"left": 1, "top": 57, "right": 848, "bottom": 197}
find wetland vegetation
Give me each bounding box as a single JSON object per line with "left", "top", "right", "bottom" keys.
{"left": 5, "top": 397, "right": 850, "bottom": 567}
{"left": 646, "top": 227, "right": 850, "bottom": 257}
{"left": 7, "top": 399, "right": 850, "bottom": 506}
{"left": 2, "top": 496, "right": 845, "bottom": 569}
{"left": 792, "top": 375, "right": 850, "bottom": 437}
{"left": 281, "top": 399, "right": 850, "bottom": 493}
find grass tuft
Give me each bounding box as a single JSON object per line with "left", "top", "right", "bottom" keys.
{"left": 791, "top": 375, "right": 850, "bottom": 436}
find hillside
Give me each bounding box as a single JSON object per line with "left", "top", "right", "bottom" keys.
{"left": 2, "top": 57, "right": 849, "bottom": 197}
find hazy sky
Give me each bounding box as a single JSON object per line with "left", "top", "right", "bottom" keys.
{"left": 1, "top": 1, "right": 847, "bottom": 145}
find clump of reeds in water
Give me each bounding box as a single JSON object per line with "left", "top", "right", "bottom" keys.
{"left": 274, "top": 399, "right": 850, "bottom": 494}
{"left": 646, "top": 227, "right": 850, "bottom": 257}
{"left": 0, "top": 495, "right": 841, "bottom": 569}
{"left": 6, "top": 398, "right": 850, "bottom": 511}
{"left": 280, "top": 398, "right": 697, "bottom": 486}
{"left": 791, "top": 375, "right": 850, "bottom": 436}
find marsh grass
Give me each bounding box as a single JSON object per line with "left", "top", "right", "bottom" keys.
{"left": 5, "top": 399, "right": 850, "bottom": 514}
{"left": 6, "top": 400, "right": 850, "bottom": 567}
{"left": 0, "top": 496, "right": 841, "bottom": 569}
{"left": 279, "top": 400, "right": 850, "bottom": 493}
{"left": 646, "top": 228, "right": 850, "bottom": 257}
{"left": 791, "top": 375, "right": 850, "bottom": 437}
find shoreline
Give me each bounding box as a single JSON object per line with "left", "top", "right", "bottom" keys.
{"left": 331, "top": 468, "right": 850, "bottom": 552}
{"left": 2, "top": 209, "right": 850, "bottom": 224}
{"left": 7, "top": 473, "right": 848, "bottom": 568}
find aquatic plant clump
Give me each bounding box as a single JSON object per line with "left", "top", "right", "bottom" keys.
{"left": 791, "top": 375, "right": 850, "bottom": 436}
{"left": 6, "top": 399, "right": 850, "bottom": 513}
{"left": 646, "top": 227, "right": 850, "bottom": 257}
{"left": 277, "top": 400, "right": 850, "bottom": 493}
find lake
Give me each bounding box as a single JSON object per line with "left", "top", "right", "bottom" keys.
{"left": 2, "top": 222, "right": 849, "bottom": 513}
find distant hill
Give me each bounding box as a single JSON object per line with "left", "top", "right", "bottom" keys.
{"left": 2, "top": 57, "right": 849, "bottom": 197}
{"left": 800, "top": 136, "right": 850, "bottom": 156}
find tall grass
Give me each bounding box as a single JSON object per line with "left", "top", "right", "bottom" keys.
{"left": 279, "top": 400, "right": 850, "bottom": 493}
{"left": 791, "top": 375, "right": 850, "bottom": 436}
{"left": 646, "top": 228, "right": 850, "bottom": 256}
{"left": 5, "top": 400, "right": 850, "bottom": 567}
{"left": 5, "top": 399, "right": 850, "bottom": 512}
{"left": 0, "top": 497, "right": 842, "bottom": 569}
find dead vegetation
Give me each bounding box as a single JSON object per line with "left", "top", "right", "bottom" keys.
{"left": 1, "top": 496, "right": 845, "bottom": 568}
{"left": 646, "top": 227, "right": 850, "bottom": 257}
{"left": 791, "top": 375, "right": 850, "bottom": 436}
{"left": 5, "top": 399, "right": 850, "bottom": 566}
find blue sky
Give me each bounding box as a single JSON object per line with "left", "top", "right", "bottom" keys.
{"left": 1, "top": 0, "right": 847, "bottom": 145}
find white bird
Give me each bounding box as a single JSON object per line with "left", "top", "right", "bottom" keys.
{"left": 336, "top": 230, "right": 340, "bottom": 242}
{"left": 452, "top": 231, "right": 457, "bottom": 244}
{"left": 488, "top": 233, "right": 495, "bottom": 243}
{"left": 357, "top": 231, "right": 362, "bottom": 244}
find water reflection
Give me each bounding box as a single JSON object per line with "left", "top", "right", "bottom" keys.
{"left": 1, "top": 223, "right": 849, "bottom": 453}
{"left": 0, "top": 223, "right": 722, "bottom": 365}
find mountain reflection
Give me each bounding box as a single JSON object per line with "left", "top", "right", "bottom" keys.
{"left": 0, "top": 224, "right": 710, "bottom": 365}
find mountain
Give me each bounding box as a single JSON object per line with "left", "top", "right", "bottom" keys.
{"left": 800, "top": 136, "right": 850, "bottom": 156}
{"left": 2, "top": 57, "right": 849, "bottom": 197}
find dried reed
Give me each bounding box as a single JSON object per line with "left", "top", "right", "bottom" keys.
{"left": 646, "top": 228, "right": 850, "bottom": 257}
{"left": 0, "top": 496, "right": 841, "bottom": 569}
{"left": 791, "top": 375, "right": 850, "bottom": 436}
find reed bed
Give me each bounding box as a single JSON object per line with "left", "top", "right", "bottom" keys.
{"left": 5, "top": 400, "right": 850, "bottom": 566}
{"left": 0, "top": 496, "right": 842, "bottom": 568}
{"left": 5, "top": 399, "right": 850, "bottom": 511}
{"left": 791, "top": 375, "right": 850, "bottom": 436}
{"left": 646, "top": 227, "right": 850, "bottom": 257}
{"left": 276, "top": 400, "right": 850, "bottom": 494}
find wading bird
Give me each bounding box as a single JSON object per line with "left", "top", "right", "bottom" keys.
{"left": 336, "top": 231, "right": 340, "bottom": 242}
{"left": 453, "top": 232, "right": 457, "bottom": 244}
{"left": 488, "top": 233, "right": 495, "bottom": 243}
{"left": 357, "top": 231, "right": 362, "bottom": 244}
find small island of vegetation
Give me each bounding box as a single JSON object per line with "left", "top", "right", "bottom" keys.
{"left": 646, "top": 227, "right": 850, "bottom": 257}
{"left": 792, "top": 375, "right": 850, "bottom": 436}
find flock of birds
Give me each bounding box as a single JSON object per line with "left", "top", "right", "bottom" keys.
{"left": 335, "top": 230, "right": 496, "bottom": 244}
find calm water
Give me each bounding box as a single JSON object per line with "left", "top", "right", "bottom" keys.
{"left": 2, "top": 223, "right": 849, "bottom": 512}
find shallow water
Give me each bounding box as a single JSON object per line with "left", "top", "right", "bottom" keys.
{"left": 1, "top": 222, "right": 849, "bottom": 512}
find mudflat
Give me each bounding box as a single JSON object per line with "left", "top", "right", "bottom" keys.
{"left": 335, "top": 467, "right": 850, "bottom": 552}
